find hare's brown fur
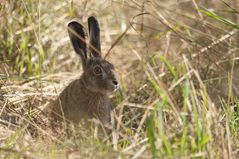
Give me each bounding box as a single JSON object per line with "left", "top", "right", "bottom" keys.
{"left": 49, "top": 16, "right": 118, "bottom": 129}
{"left": 52, "top": 76, "right": 112, "bottom": 125}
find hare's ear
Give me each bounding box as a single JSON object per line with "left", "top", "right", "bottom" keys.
{"left": 88, "top": 16, "right": 101, "bottom": 58}
{"left": 68, "top": 21, "right": 87, "bottom": 66}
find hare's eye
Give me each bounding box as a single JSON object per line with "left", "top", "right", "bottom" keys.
{"left": 94, "top": 66, "right": 102, "bottom": 75}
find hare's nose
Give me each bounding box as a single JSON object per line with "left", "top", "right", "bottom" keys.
{"left": 112, "top": 80, "right": 119, "bottom": 86}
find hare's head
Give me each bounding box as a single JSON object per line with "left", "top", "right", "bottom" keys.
{"left": 67, "top": 16, "right": 119, "bottom": 94}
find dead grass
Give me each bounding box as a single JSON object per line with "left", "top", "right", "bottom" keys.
{"left": 0, "top": 0, "right": 239, "bottom": 158}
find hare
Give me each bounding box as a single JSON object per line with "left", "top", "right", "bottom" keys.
{"left": 50, "top": 16, "right": 119, "bottom": 129}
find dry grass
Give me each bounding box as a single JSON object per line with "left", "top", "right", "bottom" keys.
{"left": 0, "top": 0, "right": 239, "bottom": 158}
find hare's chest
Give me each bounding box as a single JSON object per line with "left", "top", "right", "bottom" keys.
{"left": 77, "top": 96, "right": 112, "bottom": 124}
{"left": 62, "top": 95, "right": 102, "bottom": 120}
{"left": 63, "top": 96, "right": 93, "bottom": 122}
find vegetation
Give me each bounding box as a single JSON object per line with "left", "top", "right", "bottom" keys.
{"left": 0, "top": 0, "right": 239, "bottom": 158}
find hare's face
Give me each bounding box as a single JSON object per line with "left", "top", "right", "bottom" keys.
{"left": 84, "top": 58, "right": 119, "bottom": 94}
{"left": 68, "top": 17, "right": 119, "bottom": 94}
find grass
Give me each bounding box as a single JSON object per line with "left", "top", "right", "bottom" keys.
{"left": 0, "top": 0, "right": 239, "bottom": 158}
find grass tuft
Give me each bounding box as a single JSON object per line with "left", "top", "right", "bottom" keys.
{"left": 0, "top": 0, "right": 239, "bottom": 158}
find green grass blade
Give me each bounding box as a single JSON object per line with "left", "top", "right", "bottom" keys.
{"left": 200, "top": 8, "right": 239, "bottom": 29}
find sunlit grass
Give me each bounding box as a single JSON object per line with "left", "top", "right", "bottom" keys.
{"left": 0, "top": 0, "right": 239, "bottom": 158}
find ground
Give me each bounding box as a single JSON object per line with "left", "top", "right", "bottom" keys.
{"left": 0, "top": 0, "right": 239, "bottom": 158}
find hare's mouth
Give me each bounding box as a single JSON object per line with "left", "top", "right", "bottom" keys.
{"left": 112, "top": 79, "right": 119, "bottom": 90}
{"left": 113, "top": 85, "right": 119, "bottom": 92}
{"left": 107, "top": 82, "right": 119, "bottom": 93}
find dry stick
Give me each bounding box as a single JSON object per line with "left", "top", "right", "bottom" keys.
{"left": 3, "top": 92, "right": 56, "bottom": 98}
{"left": 194, "top": 29, "right": 237, "bottom": 57}
{"left": 122, "top": 138, "right": 148, "bottom": 153}
{"left": 133, "top": 99, "right": 159, "bottom": 141}
{"left": 161, "top": 31, "right": 171, "bottom": 73}
{"left": 0, "top": 100, "right": 7, "bottom": 117}
{"left": 104, "top": 25, "right": 131, "bottom": 59}
{"left": 2, "top": 63, "right": 10, "bottom": 77}
{"left": 232, "top": 148, "right": 239, "bottom": 155}
{"left": 168, "top": 70, "right": 193, "bottom": 92}
{"left": 131, "top": 145, "right": 147, "bottom": 159}
{"left": 182, "top": 152, "right": 207, "bottom": 158}
{"left": 183, "top": 55, "right": 201, "bottom": 114}
{"left": 114, "top": 96, "right": 131, "bottom": 150}
{"left": 58, "top": 98, "right": 67, "bottom": 131}
{"left": 139, "top": 1, "right": 148, "bottom": 33}
{"left": 105, "top": 12, "right": 150, "bottom": 59}
{"left": 226, "top": 118, "right": 232, "bottom": 159}
{"left": 111, "top": 111, "right": 117, "bottom": 150}
{"left": 220, "top": 128, "right": 227, "bottom": 158}
{"left": 191, "top": 0, "right": 204, "bottom": 20}
{"left": 123, "top": 102, "right": 154, "bottom": 110}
